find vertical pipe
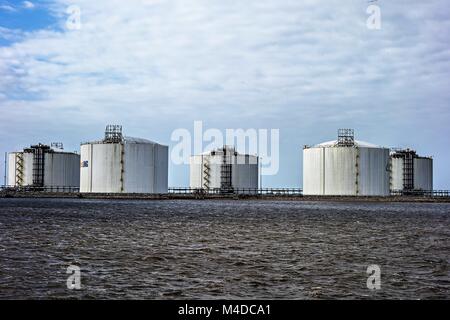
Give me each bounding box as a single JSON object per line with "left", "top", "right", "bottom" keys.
{"left": 3, "top": 152, "right": 6, "bottom": 187}
{"left": 259, "top": 156, "right": 262, "bottom": 189}
{"left": 355, "top": 147, "right": 360, "bottom": 195}
{"left": 201, "top": 155, "right": 204, "bottom": 189}
{"left": 120, "top": 142, "right": 125, "bottom": 193}
{"left": 14, "top": 153, "right": 17, "bottom": 186}
{"left": 90, "top": 144, "right": 93, "bottom": 193}
{"left": 322, "top": 147, "right": 326, "bottom": 195}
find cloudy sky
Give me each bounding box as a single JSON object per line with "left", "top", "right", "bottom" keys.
{"left": 0, "top": 0, "right": 449, "bottom": 188}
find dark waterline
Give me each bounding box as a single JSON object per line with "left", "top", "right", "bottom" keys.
{"left": 0, "top": 198, "right": 449, "bottom": 299}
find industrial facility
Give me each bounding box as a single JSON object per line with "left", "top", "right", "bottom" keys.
{"left": 80, "top": 125, "right": 168, "bottom": 193}
{"left": 390, "top": 149, "right": 433, "bottom": 191}
{"left": 303, "top": 129, "right": 391, "bottom": 196}
{"left": 1, "top": 126, "right": 440, "bottom": 198}
{"left": 190, "top": 146, "right": 259, "bottom": 192}
{"left": 7, "top": 143, "right": 80, "bottom": 191}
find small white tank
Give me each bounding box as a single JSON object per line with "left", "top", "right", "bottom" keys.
{"left": 7, "top": 143, "right": 80, "bottom": 191}
{"left": 390, "top": 149, "right": 433, "bottom": 191}
{"left": 190, "top": 146, "right": 259, "bottom": 191}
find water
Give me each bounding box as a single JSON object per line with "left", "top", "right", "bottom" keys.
{"left": 0, "top": 198, "right": 449, "bottom": 299}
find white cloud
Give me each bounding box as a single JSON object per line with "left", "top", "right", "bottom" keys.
{"left": 22, "top": 1, "right": 35, "bottom": 9}
{"left": 0, "top": 27, "right": 24, "bottom": 41}
{"left": 0, "top": 0, "right": 449, "bottom": 121}
{"left": 1, "top": 1, "right": 448, "bottom": 119}
{"left": 0, "top": 1, "right": 35, "bottom": 12}
{"left": 0, "top": 4, "right": 16, "bottom": 12}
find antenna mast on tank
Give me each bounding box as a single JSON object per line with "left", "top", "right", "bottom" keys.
{"left": 51, "top": 142, "right": 64, "bottom": 150}
{"left": 337, "top": 129, "right": 355, "bottom": 146}
{"left": 104, "top": 125, "right": 123, "bottom": 143}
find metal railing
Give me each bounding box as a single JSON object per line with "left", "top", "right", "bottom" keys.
{"left": 170, "top": 188, "right": 450, "bottom": 197}
{"left": 0, "top": 185, "right": 80, "bottom": 193}
{"left": 390, "top": 190, "right": 450, "bottom": 197}
{"left": 1, "top": 185, "right": 449, "bottom": 198}
{"left": 168, "top": 188, "right": 303, "bottom": 195}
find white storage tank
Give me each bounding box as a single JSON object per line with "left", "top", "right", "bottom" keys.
{"left": 80, "top": 125, "right": 168, "bottom": 193}
{"left": 7, "top": 143, "right": 80, "bottom": 191}
{"left": 190, "top": 146, "right": 259, "bottom": 192}
{"left": 303, "top": 129, "right": 390, "bottom": 196}
{"left": 390, "top": 149, "right": 433, "bottom": 191}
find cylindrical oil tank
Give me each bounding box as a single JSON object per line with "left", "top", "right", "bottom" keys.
{"left": 190, "top": 146, "right": 259, "bottom": 191}
{"left": 7, "top": 144, "right": 80, "bottom": 191}
{"left": 389, "top": 149, "right": 433, "bottom": 191}
{"left": 303, "top": 140, "right": 390, "bottom": 196}
{"left": 80, "top": 136, "right": 168, "bottom": 193}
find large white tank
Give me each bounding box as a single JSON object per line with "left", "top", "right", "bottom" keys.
{"left": 303, "top": 130, "right": 390, "bottom": 196}
{"left": 7, "top": 143, "right": 80, "bottom": 191}
{"left": 80, "top": 126, "right": 168, "bottom": 193}
{"left": 390, "top": 149, "right": 433, "bottom": 191}
{"left": 190, "top": 146, "right": 259, "bottom": 191}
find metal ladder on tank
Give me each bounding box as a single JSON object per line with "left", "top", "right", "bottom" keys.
{"left": 203, "top": 158, "right": 211, "bottom": 190}
{"left": 220, "top": 148, "right": 233, "bottom": 192}
{"left": 15, "top": 153, "right": 24, "bottom": 187}
{"left": 403, "top": 153, "right": 414, "bottom": 190}
{"left": 32, "top": 148, "right": 45, "bottom": 188}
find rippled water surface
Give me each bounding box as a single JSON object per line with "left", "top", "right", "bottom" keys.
{"left": 0, "top": 198, "right": 449, "bottom": 299}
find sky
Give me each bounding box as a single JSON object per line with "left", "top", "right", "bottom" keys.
{"left": 0, "top": 0, "right": 449, "bottom": 188}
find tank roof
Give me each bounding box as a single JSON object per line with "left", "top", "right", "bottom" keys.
{"left": 123, "top": 136, "right": 159, "bottom": 144}
{"left": 11, "top": 143, "right": 77, "bottom": 155}
{"left": 197, "top": 145, "right": 258, "bottom": 157}
{"left": 199, "top": 146, "right": 234, "bottom": 156}
{"left": 313, "top": 139, "right": 382, "bottom": 149}
{"left": 390, "top": 148, "right": 432, "bottom": 159}
{"left": 81, "top": 136, "right": 166, "bottom": 146}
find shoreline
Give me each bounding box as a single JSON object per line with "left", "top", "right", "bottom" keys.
{"left": 1, "top": 192, "right": 450, "bottom": 203}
